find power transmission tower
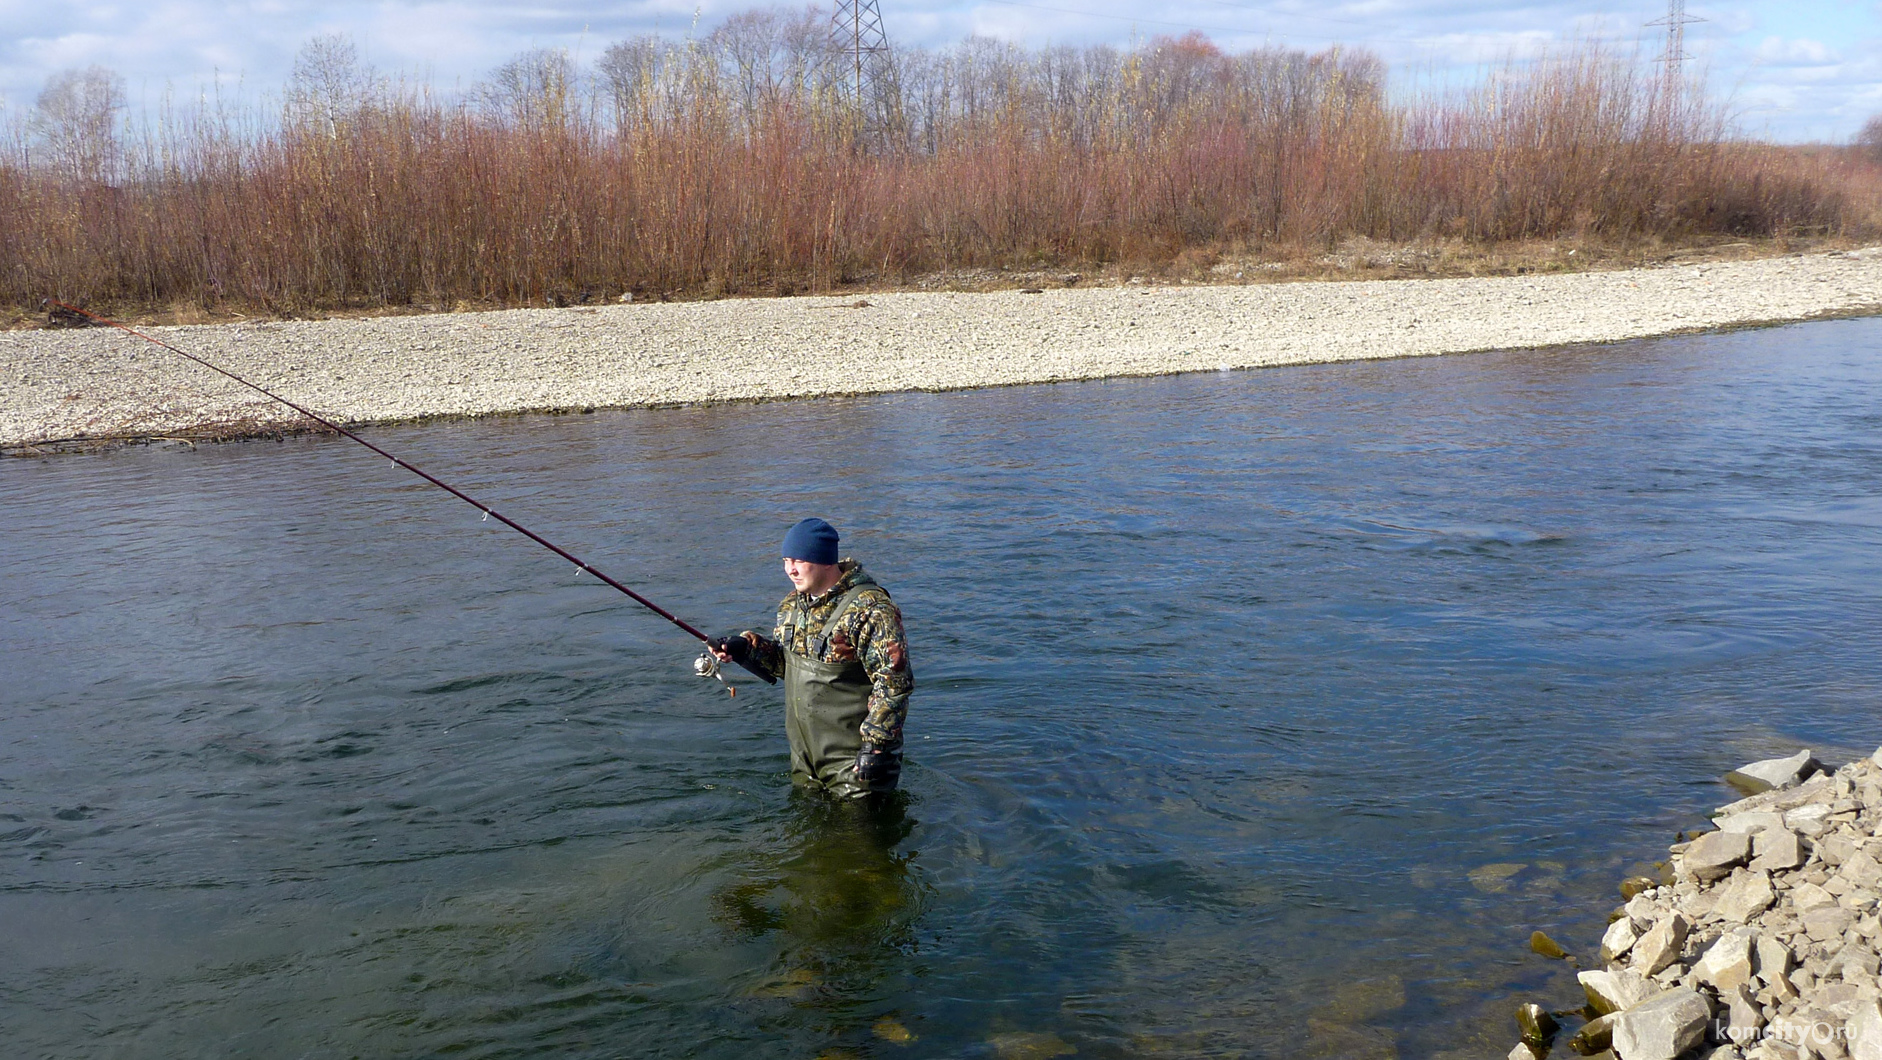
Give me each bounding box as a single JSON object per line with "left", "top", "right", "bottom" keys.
{"left": 1647, "top": 0, "right": 1704, "bottom": 83}
{"left": 829, "top": 0, "right": 902, "bottom": 146}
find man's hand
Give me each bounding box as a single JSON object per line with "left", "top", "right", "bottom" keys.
{"left": 854, "top": 742, "right": 893, "bottom": 785}
{"left": 711, "top": 631, "right": 761, "bottom": 665}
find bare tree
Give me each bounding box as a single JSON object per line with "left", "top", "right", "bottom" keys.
{"left": 1859, "top": 115, "right": 1882, "bottom": 164}
{"left": 482, "top": 48, "right": 576, "bottom": 130}
{"left": 33, "top": 66, "right": 127, "bottom": 183}
{"left": 598, "top": 36, "right": 665, "bottom": 131}
{"left": 286, "top": 34, "right": 376, "bottom": 137}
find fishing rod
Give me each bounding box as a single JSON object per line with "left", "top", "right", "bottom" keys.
{"left": 48, "top": 300, "right": 776, "bottom": 694}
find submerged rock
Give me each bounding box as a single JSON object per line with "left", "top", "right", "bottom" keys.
{"left": 987, "top": 1032, "right": 1075, "bottom": 1060}
{"left": 1517, "top": 1002, "right": 1559, "bottom": 1045}
{"left": 1724, "top": 749, "right": 1820, "bottom": 795}
{"left": 1620, "top": 876, "right": 1659, "bottom": 900}
{"left": 1568, "top": 1012, "right": 1621, "bottom": 1055}
{"left": 1531, "top": 931, "right": 1571, "bottom": 960}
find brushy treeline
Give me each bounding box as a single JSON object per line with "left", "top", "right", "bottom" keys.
{"left": 1, "top": 12, "right": 1875, "bottom": 315}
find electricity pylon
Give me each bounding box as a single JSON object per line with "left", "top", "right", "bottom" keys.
{"left": 829, "top": 0, "right": 903, "bottom": 147}
{"left": 1647, "top": 0, "right": 1704, "bottom": 93}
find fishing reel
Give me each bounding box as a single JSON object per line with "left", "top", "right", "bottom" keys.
{"left": 694, "top": 650, "right": 737, "bottom": 697}
{"left": 693, "top": 634, "right": 779, "bottom": 697}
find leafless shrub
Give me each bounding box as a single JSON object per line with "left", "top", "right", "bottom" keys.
{"left": 0, "top": 16, "right": 1872, "bottom": 317}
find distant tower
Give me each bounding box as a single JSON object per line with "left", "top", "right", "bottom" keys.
{"left": 829, "top": 0, "right": 902, "bottom": 145}
{"left": 1647, "top": 0, "right": 1704, "bottom": 86}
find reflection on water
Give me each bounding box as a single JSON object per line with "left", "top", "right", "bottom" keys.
{"left": 3, "top": 318, "right": 1881, "bottom": 1058}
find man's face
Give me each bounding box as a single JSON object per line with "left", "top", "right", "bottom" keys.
{"left": 783, "top": 557, "right": 842, "bottom": 596}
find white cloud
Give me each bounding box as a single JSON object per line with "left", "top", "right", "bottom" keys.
{"left": 1753, "top": 36, "right": 1839, "bottom": 64}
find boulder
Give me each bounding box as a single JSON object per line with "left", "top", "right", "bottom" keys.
{"left": 1717, "top": 872, "right": 1778, "bottom": 923}
{"left": 1717, "top": 775, "right": 1833, "bottom": 818}
{"left": 1725, "top": 750, "right": 1820, "bottom": 795}
{"left": 1604, "top": 917, "right": 1643, "bottom": 962}
{"left": 1716, "top": 812, "right": 1789, "bottom": 835}
{"left": 1634, "top": 912, "right": 1692, "bottom": 976}
{"left": 1848, "top": 999, "right": 1882, "bottom": 1060}
{"left": 1519, "top": 1002, "right": 1559, "bottom": 1044}
{"left": 1805, "top": 906, "right": 1856, "bottom": 942}
{"left": 1822, "top": 835, "right": 1860, "bottom": 867}
{"left": 1570, "top": 1012, "right": 1622, "bottom": 1055}
{"left": 1695, "top": 933, "right": 1757, "bottom": 992}
{"left": 1725, "top": 982, "right": 1766, "bottom": 1038}
{"left": 1532, "top": 931, "right": 1572, "bottom": 960}
{"left": 1841, "top": 852, "right": 1882, "bottom": 890}
{"left": 1757, "top": 936, "right": 1795, "bottom": 986}
{"left": 1612, "top": 988, "right": 1711, "bottom": 1060}
{"left": 1582, "top": 969, "right": 1659, "bottom": 1016}
{"left": 1684, "top": 831, "right": 1756, "bottom": 883}
{"left": 1752, "top": 830, "right": 1808, "bottom": 873}
{"left": 1793, "top": 882, "right": 1840, "bottom": 911}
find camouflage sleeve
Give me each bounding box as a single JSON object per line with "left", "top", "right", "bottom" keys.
{"left": 745, "top": 604, "right": 786, "bottom": 681}
{"left": 833, "top": 592, "right": 912, "bottom": 750}
{"left": 750, "top": 630, "right": 784, "bottom": 681}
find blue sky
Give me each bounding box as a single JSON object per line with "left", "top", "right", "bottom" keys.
{"left": 3, "top": 0, "right": 1878, "bottom": 141}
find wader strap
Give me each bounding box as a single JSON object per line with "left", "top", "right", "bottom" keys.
{"left": 807, "top": 584, "right": 876, "bottom": 658}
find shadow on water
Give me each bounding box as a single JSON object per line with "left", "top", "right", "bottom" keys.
{"left": 714, "top": 794, "right": 930, "bottom": 1048}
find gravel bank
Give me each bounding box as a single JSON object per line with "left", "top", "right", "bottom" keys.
{"left": 6, "top": 248, "right": 1882, "bottom": 449}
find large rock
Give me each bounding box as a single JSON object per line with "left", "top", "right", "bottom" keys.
{"left": 1570, "top": 1012, "right": 1622, "bottom": 1056}
{"left": 1715, "top": 871, "right": 1777, "bottom": 923}
{"left": 1751, "top": 829, "right": 1807, "bottom": 872}
{"left": 1792, "top": 881, "right": 1839, "bottom": 911}
{"left": 1725, "top": 749, "right": 1820, "bottom": 795}
{"left": 1715, "top": 811, "right": 1788, "bottom": 835}
{"left": 1724, "top": 982, "right": 1766, "bottom": 1038}
{"left": 1804, "top": 905, "right": 1856, "bottom": 942}
{"left": 1633, "top": 912, "right": 1691, "bottom": 976}
{"left": 1582, "top": 969, "right": 1659, "bottom": 1016}
{"left": 1612, "top": 988, "right": 1712, "bottom": 1060}
{"left": 1695, "top": 933, "right": 1757, "bottom": 992}
{"left": 1683, "top": 831, "right": 1755, "bottom": 884}
{"left": 1756, "top": 936, "right": 1794, "bottom": 987}
{"left": 1841, "top": 851, "right": 1882, "bottom": 890}
{"left": 1849, "top": 999, "right": 1882, "bottom": 1060}
{"left": 1603, "top": 917, "right": 1643, "bottom": 962}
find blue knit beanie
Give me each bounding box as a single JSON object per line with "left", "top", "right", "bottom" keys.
{"left": 781, "top": 518, "right": 840, "bottom": 565}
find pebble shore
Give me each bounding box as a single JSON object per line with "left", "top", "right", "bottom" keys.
{"left": 1517, "top": 750, "right": 1882, "bottom": 1060}
{"left": 5, "top": 248, "right": 1882, "bottom": 449}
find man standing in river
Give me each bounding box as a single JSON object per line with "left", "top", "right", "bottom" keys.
{"left": 712, "top": 518, "right": 913, "bottom": 799}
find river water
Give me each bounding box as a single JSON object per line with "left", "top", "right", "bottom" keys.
{"left": 4, "top": 318, "right": 1881, "bottom": 1059}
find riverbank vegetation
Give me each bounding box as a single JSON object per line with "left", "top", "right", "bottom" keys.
{"left": 3, "top": 11, "right": 1880, "bottom": 324}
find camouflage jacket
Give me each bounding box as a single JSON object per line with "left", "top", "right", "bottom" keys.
{"left": 750, "top": 559, "right": 913, "bottom": 750}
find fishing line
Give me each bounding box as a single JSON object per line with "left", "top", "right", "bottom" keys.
{"left": 50, "top": 301, "right": 775, "bottom": 689}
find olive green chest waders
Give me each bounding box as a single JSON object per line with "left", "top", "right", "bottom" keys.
{"left": 784, "top": 585, "right": 902, "bottom": 799}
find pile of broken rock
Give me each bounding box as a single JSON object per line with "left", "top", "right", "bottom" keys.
{"left": 1515, "top": 747, "right": 1882, "bottom": 1060}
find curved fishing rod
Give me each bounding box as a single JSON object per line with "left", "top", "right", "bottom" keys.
{"left": 49, "top": 300, "right": 776, "bottom": 690}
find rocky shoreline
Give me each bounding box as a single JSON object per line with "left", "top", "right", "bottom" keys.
{"left": 6, "top": 248, "right": 1882, "bottom": 451}
{"left": 1517, "top": 749, "right": 1882, "bottom": 1060}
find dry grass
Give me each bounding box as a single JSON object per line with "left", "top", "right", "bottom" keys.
{"left": 3, "top": 27, "right": 1878, "bottom": 324}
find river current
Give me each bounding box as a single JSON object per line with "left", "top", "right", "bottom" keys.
{"left": 4, "top": 318, "right": 1881, "bottom": 1058}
